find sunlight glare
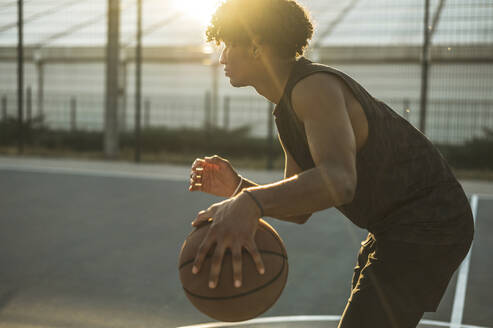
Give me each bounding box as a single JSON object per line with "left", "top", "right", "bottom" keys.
{"left": 171, "top": 0, "right": 221, "bottom": 26}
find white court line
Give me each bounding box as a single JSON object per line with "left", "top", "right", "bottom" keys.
{"left": 176, "top": 315, "right": 491, "bottom": 328}
{"left": 450, "top": 194, "right": 480, "bottom": 328}
{"left": 176, "top": 315, "right": 341, "bottom": 328}
{"left": 0, "top": 163, "right": 187, "bottom": 182}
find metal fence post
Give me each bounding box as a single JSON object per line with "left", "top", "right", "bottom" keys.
{"left": 134, "top": 0, "right": 142, "bottom": 162}
{"left": 17, "top": 0, "right": 24, "bottom": 154}
{"left": 144, "top": 99, "right": 150, "bottom": 129}
{"left": 1, "top": 96, "right": 6, "bottom": 121}
{"left": 456, "top": 106, "right": 460, "bottom": 144}
{"left": 445, "top": 104, "right": 451, "bottom": 144}
{"left": 223, "top": 96, "right": 230, "bottom": 130}
{"left": 266, "top": 101, "right": 274, "bottom": 170}
{"left": 104, "top": 0, "right": 120, "bottom": 158}
{"left": 204, "top": 91, "right": 211, "bottom": 131}
{"left": 119, "top": 59, "right": 127, "bottom": 132}
{"left": 211, "top": 63, "right": 219, "bottom": 129}
{"left": 484, "top": 103, "right": 491, "bottom": 136}
{"left": 70, "top": 97, "right": 77, "bottom": 131}
{"left": 26, "top": 86, "right": 32, "bottom": 123}
{"left": 419, "top": 0, "right": 431, "bottom": 134}
{"left": 35, "top": 56, "right": 44, "bottom": 121}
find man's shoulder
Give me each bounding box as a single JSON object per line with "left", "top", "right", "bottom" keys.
{"left": 290, "top": 72, "right": 346, "bottom": 108}
{"left": 292, "top": 71, "right": 343, "bottom": 94}
{"left": 289, "top": 71, "right": 347, "bottom": 123}
{"left": 290, "top": 58, "right": 347, "bottom": 94}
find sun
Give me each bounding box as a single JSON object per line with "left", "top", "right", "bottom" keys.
{"left": 171, "top": 0, "right": 221, "bottom": 26}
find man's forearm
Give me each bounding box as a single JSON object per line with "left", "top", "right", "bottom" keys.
{"left": 241, "top": 165, "right": 354, "bottom": 221}
{"left": 236, "top": 176, "right": 258, "bottom": 192}
{"left": 238, "top": 176, "right": 314, "bottom": 224}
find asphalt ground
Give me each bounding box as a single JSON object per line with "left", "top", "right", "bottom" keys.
{"left": 0, "top": 156, "right": 491, "bottom": 328}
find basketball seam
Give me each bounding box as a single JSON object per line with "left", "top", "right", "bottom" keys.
{"left": 178, "top": 249, "right": 287, "bottom": 270}
{"left": 181, "top": 253, "right": 286, "bottom": 301}
{"left": 182, "top": 221, "right": 286, "bottom": 258}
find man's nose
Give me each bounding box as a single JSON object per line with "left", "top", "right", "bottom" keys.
{"left": 219, "top": 49, "right": 227, "bottom": 65}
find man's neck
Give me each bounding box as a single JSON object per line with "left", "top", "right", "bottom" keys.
{"left": 253, "top": 57, "right": 296, "bottom": 105}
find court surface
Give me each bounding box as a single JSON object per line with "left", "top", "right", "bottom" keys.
{"left": 0, "top": 156, "right": 491, "bottom": 328}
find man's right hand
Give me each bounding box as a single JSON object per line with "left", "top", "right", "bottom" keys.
{"left": 189, "top": 155, "right": 242, "bottom": 198}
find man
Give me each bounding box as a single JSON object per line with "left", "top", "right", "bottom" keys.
{"left": 188, "top": 0, "right": 474, "bottom": 326}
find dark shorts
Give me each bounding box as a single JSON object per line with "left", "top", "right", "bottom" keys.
{"left": 338, "top": 233, "right": 472, "bottom": 328}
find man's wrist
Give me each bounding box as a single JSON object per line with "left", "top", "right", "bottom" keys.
{"left": 230, "top": 175, "right": 243, "bottom": 197}
{"left": 241, "top": 189, "right": 264, "bottom": 218}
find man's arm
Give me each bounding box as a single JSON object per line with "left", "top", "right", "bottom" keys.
{"left": 238, "top": 73, "right": 357, "bottom": 218}
{"left": 276, "top": 139, "right": 312, "bottom": 224}
{"left": 190, "top": 73, "right": 357, "bottom": 288}
{"left": 234, "top": 146, "right": 311, "bottom": 224}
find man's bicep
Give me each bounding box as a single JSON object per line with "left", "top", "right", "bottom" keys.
{"left": 291, "top": 73, "right": 357, "bottom": 171}
{"left": 286, "top": 151, "right": 314, "bottom": 223}
{"left": 291, "top": 73, "right": 357, "bottom": 203}
{"left": 278, "top": 135, "right": 312, "bottom": 223}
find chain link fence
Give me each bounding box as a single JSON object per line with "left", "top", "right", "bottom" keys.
{"left": 1, "top": 0, "right": 492, "bottom": 159}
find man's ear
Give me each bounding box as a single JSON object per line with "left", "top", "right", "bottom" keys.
{"left": 250, "top": 38, "right": 262, "bottom": 59}
{"left": 249, "top": 45, "right": 260, "bottom": 59}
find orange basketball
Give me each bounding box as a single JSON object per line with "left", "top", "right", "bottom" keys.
{"left": 178, "top": 219, "right": 288, "bottom": 322}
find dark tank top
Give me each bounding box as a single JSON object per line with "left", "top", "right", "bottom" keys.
{"left": 273, "top": 57, "right": 474, "bottom": 245}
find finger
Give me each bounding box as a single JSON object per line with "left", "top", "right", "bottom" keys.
{"left": 190, "top": 171, "right": 202, "bottom": 182}
{"left": 203, "top": 156, "right": 221, "bottom": 170}
{"left": 209, "top": 243, "right": 227, "bottom": 289}
{"left": 189, "top": 159, "right": 205, "bottom": 192}
{"left": 193, "top": 235, "right": 215, "bottom": 275}
{"left": 191, "top": 208, "right": 212, "bottom": 227}
{"left": 188, "top": 178, "right": 202, "bottom": 192}
{"left": 245, "top": 240, "right": 265, "bottom": 275}
{"left": 191, "top": 162, "right": 205, "bottom": 178}
{"left": 232, "top": 244, "right": 243, "bottom": 288}
{"left": 191, "top": 158, "right": 205, "bottom": 170}
{"left": 209, "top": 154, "right": 226, "bottom": 162}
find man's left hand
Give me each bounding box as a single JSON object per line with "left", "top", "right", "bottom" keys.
{"left": 191, "top": 192, "right": 266, "bottom": 289}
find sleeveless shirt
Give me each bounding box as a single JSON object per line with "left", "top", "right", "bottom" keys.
{"left": 273, "top": 57, "right": 474, "bottom": 245}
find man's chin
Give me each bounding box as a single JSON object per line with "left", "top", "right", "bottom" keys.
{"left": 229, "top": 78, "right": 247, "bottom": 88}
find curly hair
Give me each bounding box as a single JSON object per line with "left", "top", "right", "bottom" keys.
{"left": 206, "top": 0, "right": 314, "bottom": 58}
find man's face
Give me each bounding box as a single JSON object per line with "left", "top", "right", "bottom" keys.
{"left": 219, "top": 42, "right": 257, "bottom": 87}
